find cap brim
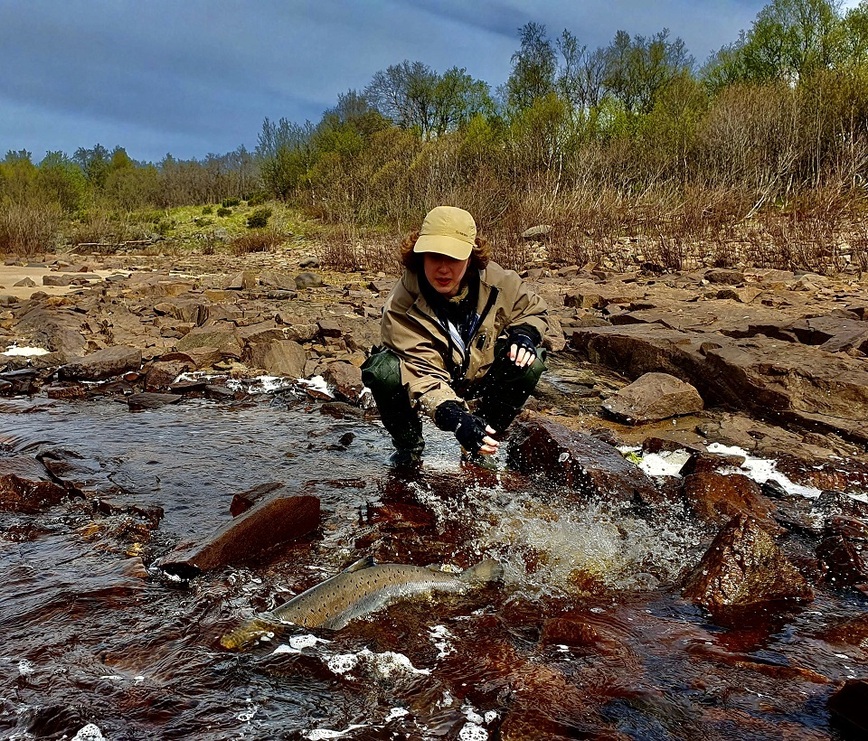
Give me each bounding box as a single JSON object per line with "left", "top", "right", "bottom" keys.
{"left": 413, "top": 234, "right": 473, "bottom": 260}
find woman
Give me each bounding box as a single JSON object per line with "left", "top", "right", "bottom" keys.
{"left": 361, "top": 205, "right": 549, "bottom": 467}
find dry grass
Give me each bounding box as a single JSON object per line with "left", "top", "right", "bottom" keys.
{"left": 0, "top": 203, "right": 62, "bottom": 256}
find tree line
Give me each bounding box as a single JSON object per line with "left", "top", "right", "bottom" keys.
{"left": 2, "top": 0, "right": 867, "bottom": 265}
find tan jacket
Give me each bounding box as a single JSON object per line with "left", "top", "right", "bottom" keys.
{"left": 381, "top": 261, "right": 549, "bottom": 417}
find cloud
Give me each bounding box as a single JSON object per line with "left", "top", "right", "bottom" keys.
{"left": 0, "top": 0, "right": 771, "bottom": 162}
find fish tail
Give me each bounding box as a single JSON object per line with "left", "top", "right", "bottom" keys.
{"left": 219, "top": 617, "right": 279, "bottom": 651}
{"left": 460, "top": 559, "right": 503, "bottom": 585}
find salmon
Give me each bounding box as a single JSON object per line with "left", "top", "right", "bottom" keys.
{"left": 220, "top": 556, "right": 502, "bottom": 650}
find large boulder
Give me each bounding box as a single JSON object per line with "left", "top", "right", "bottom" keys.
{"left": 682, "top": 514, "right": 814, "bottom": 613}
{"left": 506, "top": 412, "right": 659, "bottom": 504}
{"left": 602, "top": 371, "right": 703, "bottom": 423}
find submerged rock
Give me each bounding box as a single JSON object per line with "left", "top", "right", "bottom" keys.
{"left": 682, "top": 514, "right": 814, "bottom": 614}
{"left": 828, "top": 679, "right": 868, "bottom": 736}
{"left": 160, "top": 493, "right": 320, "bottom": 579}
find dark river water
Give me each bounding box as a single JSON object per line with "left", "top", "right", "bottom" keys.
{"left": 0, "top": 385, "right": 865, "bottom": 740}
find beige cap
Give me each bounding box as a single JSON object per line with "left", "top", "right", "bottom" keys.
{"left": 413, "top": 206, "right": 476, "bottom": 260}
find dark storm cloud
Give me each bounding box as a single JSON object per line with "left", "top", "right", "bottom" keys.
{"left": 0, "top": 0, "right": 771, "bottom": 162}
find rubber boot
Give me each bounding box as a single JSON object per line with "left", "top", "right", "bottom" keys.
{"left": 361, "top": 348, "right": 424, "bottom": 462}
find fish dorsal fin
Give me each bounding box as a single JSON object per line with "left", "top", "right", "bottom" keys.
{"left": 344, "top": 556, "right": 375, "bottom": 573}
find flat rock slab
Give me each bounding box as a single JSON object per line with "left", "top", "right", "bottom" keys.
{"left": 160, "top": 494, "right": 320, "bottom": 579}
{"left": 59, "top": 346, "right": 142, "bottom": 381}
{"left": 571, "top": 324, "right": 868, "bottom": 444}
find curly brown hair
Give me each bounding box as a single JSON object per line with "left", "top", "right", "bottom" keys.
{"left": 399, "top": 231, "right": 491, "bottom": 272}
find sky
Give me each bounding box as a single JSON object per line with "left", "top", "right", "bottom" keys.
{"left": 0, "top": 0, "right": 861, "bottom": 164}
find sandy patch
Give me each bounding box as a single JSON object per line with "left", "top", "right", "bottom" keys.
{"left": 0, "top": 264, "right": 124, "bottom": 300}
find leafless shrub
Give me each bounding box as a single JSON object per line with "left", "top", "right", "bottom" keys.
{"left": 230, "top": 230, "right": 282, "bottom": 255}
{"left": 0, "top": 202, "right": 62, "bottom": 256}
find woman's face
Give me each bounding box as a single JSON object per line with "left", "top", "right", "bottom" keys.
{"left": 423, "top": 253, "right": 469, "bottom": 298}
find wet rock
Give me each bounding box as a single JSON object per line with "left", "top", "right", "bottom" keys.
{"left": 45, "top": 382, "right": 89, "bottom": 400}
{"left": 602, "top": 371, "right": 703, "bottom": 423}
{"left": 243, "top": 338, "right": 307, "bottom": 377}
{"left": 678, "top": 449, "right": 745, "bottom": 475}
{"left": 682, "top": 471, "right": 776, "bottom": 527}
{"left": 323, "top": 360, "right": 363, "bottom": 403}
{"left": 682, "top": 514, "right": 814, "bottom": 613}
{"left": 144, "top": 359, "right": 190, "bottom": 390}
{"left": 126, "top": 392, "right": 182, "bottom": 411}
{"left": 229, "top": 481, "right": 285, "bottom": 516}
{"left": 58, "top": 346, "right": 142, "bottom": 381}
{"left": 0, "top": 468, "right": 67, "bottom": 513}
{"left": 817, "top": 516, "right": 868, "bottom": 587}
{"left": 169, "top": 378, "right": 208, "bottom": 394}
{"left": 160, "top": 494, "right": 320, "bottom": 578}
{"left": 506, "top": 412, "right": 660, "bottom": 504}
{"left": 0, "top": 368, "right": 46, "bottom": 395}
{"left": 828, "top": 679, "right": 868, "bottom": 736}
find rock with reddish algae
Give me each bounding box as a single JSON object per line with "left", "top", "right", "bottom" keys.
{"left": 681, "top": 471, "right": 777, "bottom": 527}
{"left": 159, "top": 493, "right": 320, "bottom": 579}
{"left": 506, "top": 412, "right": 659, "bottom": 504}
{"left": 683, "top": 514, "right": 814, "bottom": 613}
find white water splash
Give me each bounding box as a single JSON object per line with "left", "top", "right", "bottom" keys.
{"left": 72, "top": 725, "right": 106, "bottom": 741}
{"left": 431, "top": 483, "right": 702, "bottom": 595}
{"left": 303, "top": 725, "right": 368, "bottom": 740}
{"left": 3, "top": 345, "right": 49, "bottom": 357}
{"left": 706, "top": 442, "right": 825, "bottom": 498}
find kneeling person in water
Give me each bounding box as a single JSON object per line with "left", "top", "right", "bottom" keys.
{"left": 362, "top": 206, "right": 549, "bottom": 466}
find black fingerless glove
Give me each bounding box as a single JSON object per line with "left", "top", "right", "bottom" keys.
{"left": 507, "top": 325, "right": 538, "bottom": 356}
{"left": 434, "top": 401, "right": 488, "bottom": 453}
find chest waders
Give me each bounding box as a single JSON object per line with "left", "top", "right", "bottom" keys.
{"left": 361, "top": 340, "right": 546, "bottom": 462}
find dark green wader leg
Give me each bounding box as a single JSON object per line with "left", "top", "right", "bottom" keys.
{"left": 471, "top": 339, "right": 547, "bottom": 434}
{"left": 361, "top": 348, "right": 424, "bottom": 462}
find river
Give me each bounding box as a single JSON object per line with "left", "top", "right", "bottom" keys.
{"left": 0, "top": 385, "right": 864, "bottom": 740}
